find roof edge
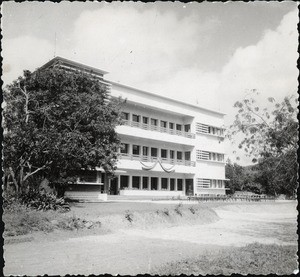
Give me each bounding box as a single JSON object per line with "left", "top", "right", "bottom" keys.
{"left": 39, "top": 56, "right": 109, "bottom": 75}
{"left": 109, "top": 80, "right": 226, "bottom": 116}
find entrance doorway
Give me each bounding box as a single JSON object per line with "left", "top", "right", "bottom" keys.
{"left": 185, "top": 179, "right": 194, "bottom": 196}
{"left": 110, "top": 177, "right": 118, "bottom": 195}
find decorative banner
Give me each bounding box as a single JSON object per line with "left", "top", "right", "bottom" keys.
{"left": 140, "top": 158, "right": 175, "bottom": 173}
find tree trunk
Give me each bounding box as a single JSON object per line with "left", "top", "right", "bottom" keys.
{"left": 8, "top": 167, "right": 19, "bottom": 193}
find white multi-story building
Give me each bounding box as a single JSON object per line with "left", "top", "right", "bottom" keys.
{"left": 41, "top": 57, "right": 227, "bottom": 198}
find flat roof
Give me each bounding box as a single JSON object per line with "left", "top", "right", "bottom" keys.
{"left": 109, "top": 81, "right": 226, "bottom": 116}
{"left": 39, "top": 56, "right": 109, "bottom": 76}
{"left": 39, "top": 56, "right": 225, "bottom": 116}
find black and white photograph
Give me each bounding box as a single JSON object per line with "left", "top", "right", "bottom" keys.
{"left": 2, "top": 1, "right": 298, "bottom": 275}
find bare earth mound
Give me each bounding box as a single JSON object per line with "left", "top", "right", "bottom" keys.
{"left": 4, "top": 201, "right": 298, "bottom": 275}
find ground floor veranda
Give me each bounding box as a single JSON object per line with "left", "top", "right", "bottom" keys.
{"left": 64, "top": 169, "right": 226, "bottom": 201}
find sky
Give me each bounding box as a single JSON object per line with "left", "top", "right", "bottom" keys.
{"left": 2, "top": 2, "right": 298, "bottom": 165}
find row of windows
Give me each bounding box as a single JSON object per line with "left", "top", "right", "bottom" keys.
{"left": 196, "top": 178, "right": 224, "bottom": 188}
{"left": 122, "top": 112, "right": 191, "bottom": 132}
{"left": 195, "top": 123, "right": 224, "bottom": 136}
{"left": 196, "top": 150, "right": 224, "bottom": 162}
{"left": 121, "top": 143, "right": 191, "bottom": 161}
{"left": 119, "top": 175, "right": 184, "bottom": 191}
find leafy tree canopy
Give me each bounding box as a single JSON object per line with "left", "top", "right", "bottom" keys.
{"left": 3, "top": 67, "right": 123, "bottom": 192}
{"left": 228, "top": 92, "right": 298, "bottom": 197}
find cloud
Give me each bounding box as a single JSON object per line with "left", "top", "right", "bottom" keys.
{"left": 2, "top": 36, "right": 54, "bottom": 85}
{"left": 219, "top": 9, "right": 298, "bottom": 114}
{"left": 2, "top": 6, "right": 297, "bottom": 165}
{"left": 215, "top": 10, "right": 298, "bottom": 164}
{"left": 55, "top": 6, "right": 221, "bottom": 109}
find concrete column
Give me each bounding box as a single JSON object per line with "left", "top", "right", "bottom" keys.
{"left": 183, "top": 179, "right": 186, "bottom": 195}
{"left": 148, "top": 177, "right": 151, "bottom": 190}
{"left": 128, "top": 144, "right": 132, "bottom": 156}
{"left": 175, "top": 178, "right": 178, "bottom": 191}
{"left": 139, "top": 176, "right": 142, "bottom": 190}
{"left": 117, "top": 176, "right": 121, "bottom": 191}
{"left": 157, "top": 177, "right": 161, "bottom": 190}
{"left": 167, "top": 178, "right": 170, "bottom": 191}
{"left": 128, "top": 175, "right": 132, "bottom": 189}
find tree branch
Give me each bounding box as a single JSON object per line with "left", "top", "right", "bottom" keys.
{"left": 23, "top": 161, "right": 52, "bottom": 182}
{"left": 18, "top": 84, "right": 30, "bottom": 124}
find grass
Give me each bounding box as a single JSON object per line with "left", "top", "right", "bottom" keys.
{"left": 3, "top": 203, "right": 101, "bottom": 237}
{"left": 152, "top": 242, "right": 298, "bottom": 275}
{"left": 3, "top": 201, "right": 218, "bottom": 237}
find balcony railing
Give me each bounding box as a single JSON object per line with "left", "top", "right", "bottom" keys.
{"left": 120, "top": 153, "right": 196, "bottom": 167}
{"left": 121, "top": 120, "right": 195, "bottom": 139}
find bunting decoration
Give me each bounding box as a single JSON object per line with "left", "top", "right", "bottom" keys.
{"left": 140, "top": 158, "right": 175, "bottom": 173}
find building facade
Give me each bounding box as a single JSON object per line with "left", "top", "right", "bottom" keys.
{"left": 41, "top": 57, "right": 227, "bottom": 198}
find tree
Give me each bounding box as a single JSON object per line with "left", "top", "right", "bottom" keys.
{"left": 229, "top": 92, "right": 298, "bottom": 197}
{"left": 225, "top": 159, "right": 244, "bottom": 194}
{"left": 3, "top": 67, "right": 123, "bottom": 193}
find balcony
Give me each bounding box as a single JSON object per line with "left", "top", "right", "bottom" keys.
{"left": 121, "top": 120, "right": 195, "bottom": 139}
{"left": 120, "top": 153, "right": 196, "bottom": 167}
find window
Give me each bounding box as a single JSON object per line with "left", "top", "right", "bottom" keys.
{"left": 184, "top": 124, "right": 191, "bottom": 132}
{"left": 176, "top": 124, "right": 182, "bottom": 131}
{"left": 161, "top": 178, "right": 168, "bottom": 190}
{"left": 177, "top": 179, "right": 183, "bottom": 191}
{"left": 151, "top": 118, "right": 158, "bottom": 126}
{"left": 196, "top": 178, "right": 210, "bottom": 188}
{"left": 170, "top": 150, "right": 175, "bottom": 159}
{"left": 151, "top": 147, "right": 158, "bottom": 157}
{"left": 169, "top": 122, "right": 174, "bottom": 129}
{"left": 121, "top": 112, "right": 129, "bottom": 120}
{"left": 218, "top": 180, "right": 223, "bottom": 188}
{"left": 212, "top": 179, "right": 217, "bottom": 188}
{"left": 211, "top": 153, "right": 216, "bottom": 161}
{"left": 78, "top": 171, "right": 97, "bottom": 183}
{"left": 196, "top": 150, "right": 210, "bottom": 160}
{"left": 196, "top": 123, "right": 209, "bottom": 134}
{"left": 120, "top": 175, "right": 129, "bottom": 189}
{"left": 151, "top": 177, "right": 158, "bottom": 190}
{"left": 177, "top": 151, "right": 182, "bottom": 160}
{"left": 143, "top": 177, "right": 149, "bottom": 189}
{"left": 217, "top": 154, "right": 224, "bottom": 162}
{"left": 120, "top": 143, "right": 129, "bottom": 154}
{"left": 161, "top": 149, "right": 168, "bottom": 159}
{"left": 160, "top": 121, "right": 167, "bottom": 128}
{"left": 185, "top": 151, "right": 191, "bottom": 161}
{"left": 132, "top": 145, "right": 140, "bottom": 155}
{"left": 132, "top": 114, "right": 140, "bottom": 122}
{"left": 142, "top": 117, "right": 148, "bottom": 124}
{"left": 132, "top": 176, "right": 140, "bottom": 189}
{"left": 142, "top": 146, "right": 149, "bottom": 156}
{"left": 170, "top": 178, "right": 175, "bottom": 190}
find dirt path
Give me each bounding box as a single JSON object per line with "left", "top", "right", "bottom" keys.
{"left": 4, "top": 201, "right": 297, "bottom": 275}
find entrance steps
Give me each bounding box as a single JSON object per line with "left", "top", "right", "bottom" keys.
{"left": 107, "top": 195, "right": 181, "bottom": 201}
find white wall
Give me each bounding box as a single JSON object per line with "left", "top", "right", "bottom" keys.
{"left": 194, "top": 161, "right": 225, "bottom": 179}
{"left": 195, "top": 188, "right": 226, "bottom": 195}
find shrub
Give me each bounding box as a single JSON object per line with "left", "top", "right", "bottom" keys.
{"left": 162, "top": 208, "right": 170, "bottom": 216}
{"left": 125, "top": 210, "right": 133, "bottom": 223}
{"left": 188, "top": 206, "right": 196, "bottom": 214}
{"left": 174, "top": 203, "right": 183, "bottom": 216}
{"left": 19, "top": 190, "right": 70, "bottom": 212}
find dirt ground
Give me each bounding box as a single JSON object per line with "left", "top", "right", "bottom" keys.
{"left": 3, "top": 200, "right": 298, "bottom": 275}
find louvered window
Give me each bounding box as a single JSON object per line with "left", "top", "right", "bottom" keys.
{"left": 196, "top": 150, "right": 210, "bottom": 160}
{"left": 196, "top": 178, "right": 211, "bottom": 188}
{"left": 196, "top": 123, "right": 209, "bottom": 134}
